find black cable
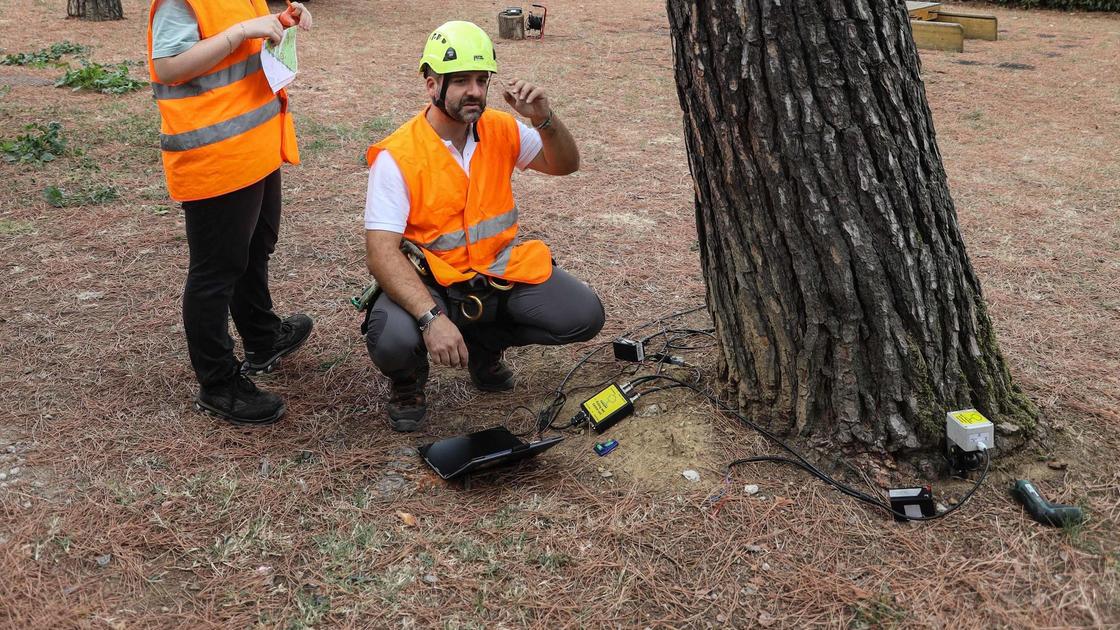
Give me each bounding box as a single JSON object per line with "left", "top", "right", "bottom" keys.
{"left": 635, "top": 326, "right": 713, "bottom": 378}
{"left": 664, "top": 329, "right": 717, "bottom": 351}
{"left": 628, "top": 374, "right": 991, "bottom": 522}
{"left": 727, "top": 452, "right": 990, "bottom": 522}
{"left": 507, "top": 405, "right": 543, "bottom": 437}
{"left": 533, "top": 341, "right": 610, "bottom": 435}
{"left": 532, "top": 305, "right": 709, "bottom": 436}
{"left": 630, "top": 383, "right": 689, "bottom": 397}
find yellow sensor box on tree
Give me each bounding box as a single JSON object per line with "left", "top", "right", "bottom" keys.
{"left": 946, "top": 408, "right": 995, "bottom": 452}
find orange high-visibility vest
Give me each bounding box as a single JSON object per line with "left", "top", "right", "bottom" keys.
{"left": 146, "top": 0, "right": 299, "bottom": 202}
{"left": 366, "top": 108, "right": 553, "bottom": 287}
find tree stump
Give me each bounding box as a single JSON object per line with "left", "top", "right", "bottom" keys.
{"left": 68, "top": 0, "right": 124, "bottom": 21}
{"left": 498, "top": 9, "right": 525, "bottom": 40}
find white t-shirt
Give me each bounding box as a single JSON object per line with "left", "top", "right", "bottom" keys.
{"left": 364, "top": 119, "right": 543, "bottom": 233}
{"left": 151, "top": 0, "right": 200, "bottom": 59}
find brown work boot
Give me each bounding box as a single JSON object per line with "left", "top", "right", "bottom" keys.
{"left": 468, "top": 348, "right": 515, "bottom": 392}
{"left": 386, "top": 361, "right": 429, "bottom": 432}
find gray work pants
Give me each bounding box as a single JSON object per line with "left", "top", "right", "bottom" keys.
{"left": 365, "top": 267, "right": 605, "bottom": 379}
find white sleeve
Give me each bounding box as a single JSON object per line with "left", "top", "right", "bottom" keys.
{"left": 515, "top": 120, "right": 543, "bottom": 171}
{"left": 364, "top": 151, "right": 410, "bottom": 233}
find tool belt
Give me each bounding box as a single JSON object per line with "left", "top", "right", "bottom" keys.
{"left": 356, "top": 240, "right": 516, "bottom": 334}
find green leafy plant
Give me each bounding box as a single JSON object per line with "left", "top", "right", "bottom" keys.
{"left": 43, "top": 184, "right": 119, "bottom": 208}
{"left": 1, "top": 41, "right": 88, "bottom": 67}
{"left": 1, "top": 122, "right": 67, "bottom": 163}
{"left": 56, "top": 61, "right": 146, "bottom": 95}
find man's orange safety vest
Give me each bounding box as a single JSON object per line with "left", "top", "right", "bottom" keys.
{"left": 146, "top": 0, "right": 299, "bottom": 202}
{"left": 366, "top": 108, "right": 553, "bottom": 288}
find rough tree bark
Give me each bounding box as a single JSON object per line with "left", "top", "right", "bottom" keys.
{"left": 666, "top": 0, "right": 1036, "bottom": 454}
{"left": 68, "top": 0, "right": 124, "bottom": 21}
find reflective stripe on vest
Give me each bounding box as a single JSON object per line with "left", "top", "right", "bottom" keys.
{"left": 151, "top": 55, "right": 262, "bottom": 100}
{"left": 487, "top": 241, "right": 515, "bottom": 276}
{"left": 469, "top": 206, "right": 518, "bottom": 243}
{"left": 421, "top": 206, "right": 518, "bottom": 252}
{"left": 161, "top": 98, "right": 280, "bottom": 152}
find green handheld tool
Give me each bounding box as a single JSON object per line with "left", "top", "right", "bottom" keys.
{"left": 351, "top": 279, "right": 380, "bottom": 311}
{"left": 1010, "top": 480, "right": 1085, "bottom": 528}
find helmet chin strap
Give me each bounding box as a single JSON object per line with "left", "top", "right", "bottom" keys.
{"left": 433, "top": 74, "right": 455, "bottom": 119}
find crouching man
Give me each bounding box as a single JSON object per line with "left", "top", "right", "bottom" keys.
{"left": 362, "top": 21, "right": 605, "bottom": 431}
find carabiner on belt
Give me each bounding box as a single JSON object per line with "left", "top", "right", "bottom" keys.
{"left": 460, "top": 294, "right": 485, "bottom": 321}
{"left": 487, "top": 277, "right": 514, "bottom": 291}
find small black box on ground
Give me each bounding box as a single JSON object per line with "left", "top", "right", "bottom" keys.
{"left": 887, "top": 486, "right": 935, "bottom": 521}
{"left": 612, "top": 338, "right": 645, "bottom": 362}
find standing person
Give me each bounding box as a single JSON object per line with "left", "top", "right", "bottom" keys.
{"left": 147, "top": 0, "right": 315, "bottom": 425}
{"left": 363, "top": 21, "right": 605, "bottom": 432}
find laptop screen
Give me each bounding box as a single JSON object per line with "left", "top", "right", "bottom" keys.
{"left": 419, "top": 427, "right": 564, "bottom": 479}
{"left": 422, "top": 427, "right": 523, "bottom": 472}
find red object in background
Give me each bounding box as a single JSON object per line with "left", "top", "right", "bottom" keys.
{"left": 527, "top": 4, "right": 547, "bottom": 40}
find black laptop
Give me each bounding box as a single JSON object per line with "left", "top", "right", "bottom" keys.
{"left": 418, "top": 426, "right": 563, "bottom": 480}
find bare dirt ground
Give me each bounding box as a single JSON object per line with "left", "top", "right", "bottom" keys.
{"left": 1, "top": 0, "right": 1118, "bottom": 627}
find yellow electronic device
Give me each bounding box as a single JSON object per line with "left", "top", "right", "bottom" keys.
{"left": 580, "top": 383, "right": 635, "bottom": 433}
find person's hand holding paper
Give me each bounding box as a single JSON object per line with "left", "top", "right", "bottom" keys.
{"left": 261, "top": 26, "right": 299, "bottom": 93}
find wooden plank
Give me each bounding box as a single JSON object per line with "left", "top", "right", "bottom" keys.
{"left": 910, "top": 20, "right": 964, "bottom": 52}
{"left": 934, "top": 11, "right": 998, "bottom": 41}
{"left": 906, "top": 1, "right": 941, "bottom": 20}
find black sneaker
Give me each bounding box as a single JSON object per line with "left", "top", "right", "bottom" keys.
{"left": 468, "top": 348, "right": 515, "bottom": 392}
{"left": 386, "top": 361, "right": 428, "bottom": 432}
{"left": 243, "top": 314, "right": 313, "bottom": 375}
{"left": 195, "top": 373, "right": 285, "bottom": 425}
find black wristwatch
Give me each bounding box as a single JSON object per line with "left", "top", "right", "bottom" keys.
{"left": 417, "top": 305, "right": 443, "bottom": 332}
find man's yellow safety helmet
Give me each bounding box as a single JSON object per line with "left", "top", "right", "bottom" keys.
{"left": 419, "top": 21, "right": 498, "bottom": 75}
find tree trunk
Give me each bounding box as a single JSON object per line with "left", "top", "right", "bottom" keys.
{"left": 666, "top": 0, "right": 1036, "bottom": 454}
{"left": 68, "top": 0, "right": 123, "bottom": 21}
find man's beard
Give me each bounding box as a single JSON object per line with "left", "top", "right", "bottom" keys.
{"left": 448, "top": 94, "right": 486, "bottom": 124}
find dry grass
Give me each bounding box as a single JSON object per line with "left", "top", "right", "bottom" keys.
{"left": 0, "top": 0, "right": 1118, "bottom": 627}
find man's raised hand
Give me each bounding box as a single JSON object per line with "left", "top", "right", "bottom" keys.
{"left": 503, "top": 79, "right": 550, "bottom": 123}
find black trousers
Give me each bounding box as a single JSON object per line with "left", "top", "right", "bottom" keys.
{"left": 365, "top": 267, "right": 606, "bottom": 378}
{"left": 182, "top": 170, "right": 282, "bottom": 387}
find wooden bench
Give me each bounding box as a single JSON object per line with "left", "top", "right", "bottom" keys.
{"left": 907, "top": 2, "right": 998, "bottom": 53}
